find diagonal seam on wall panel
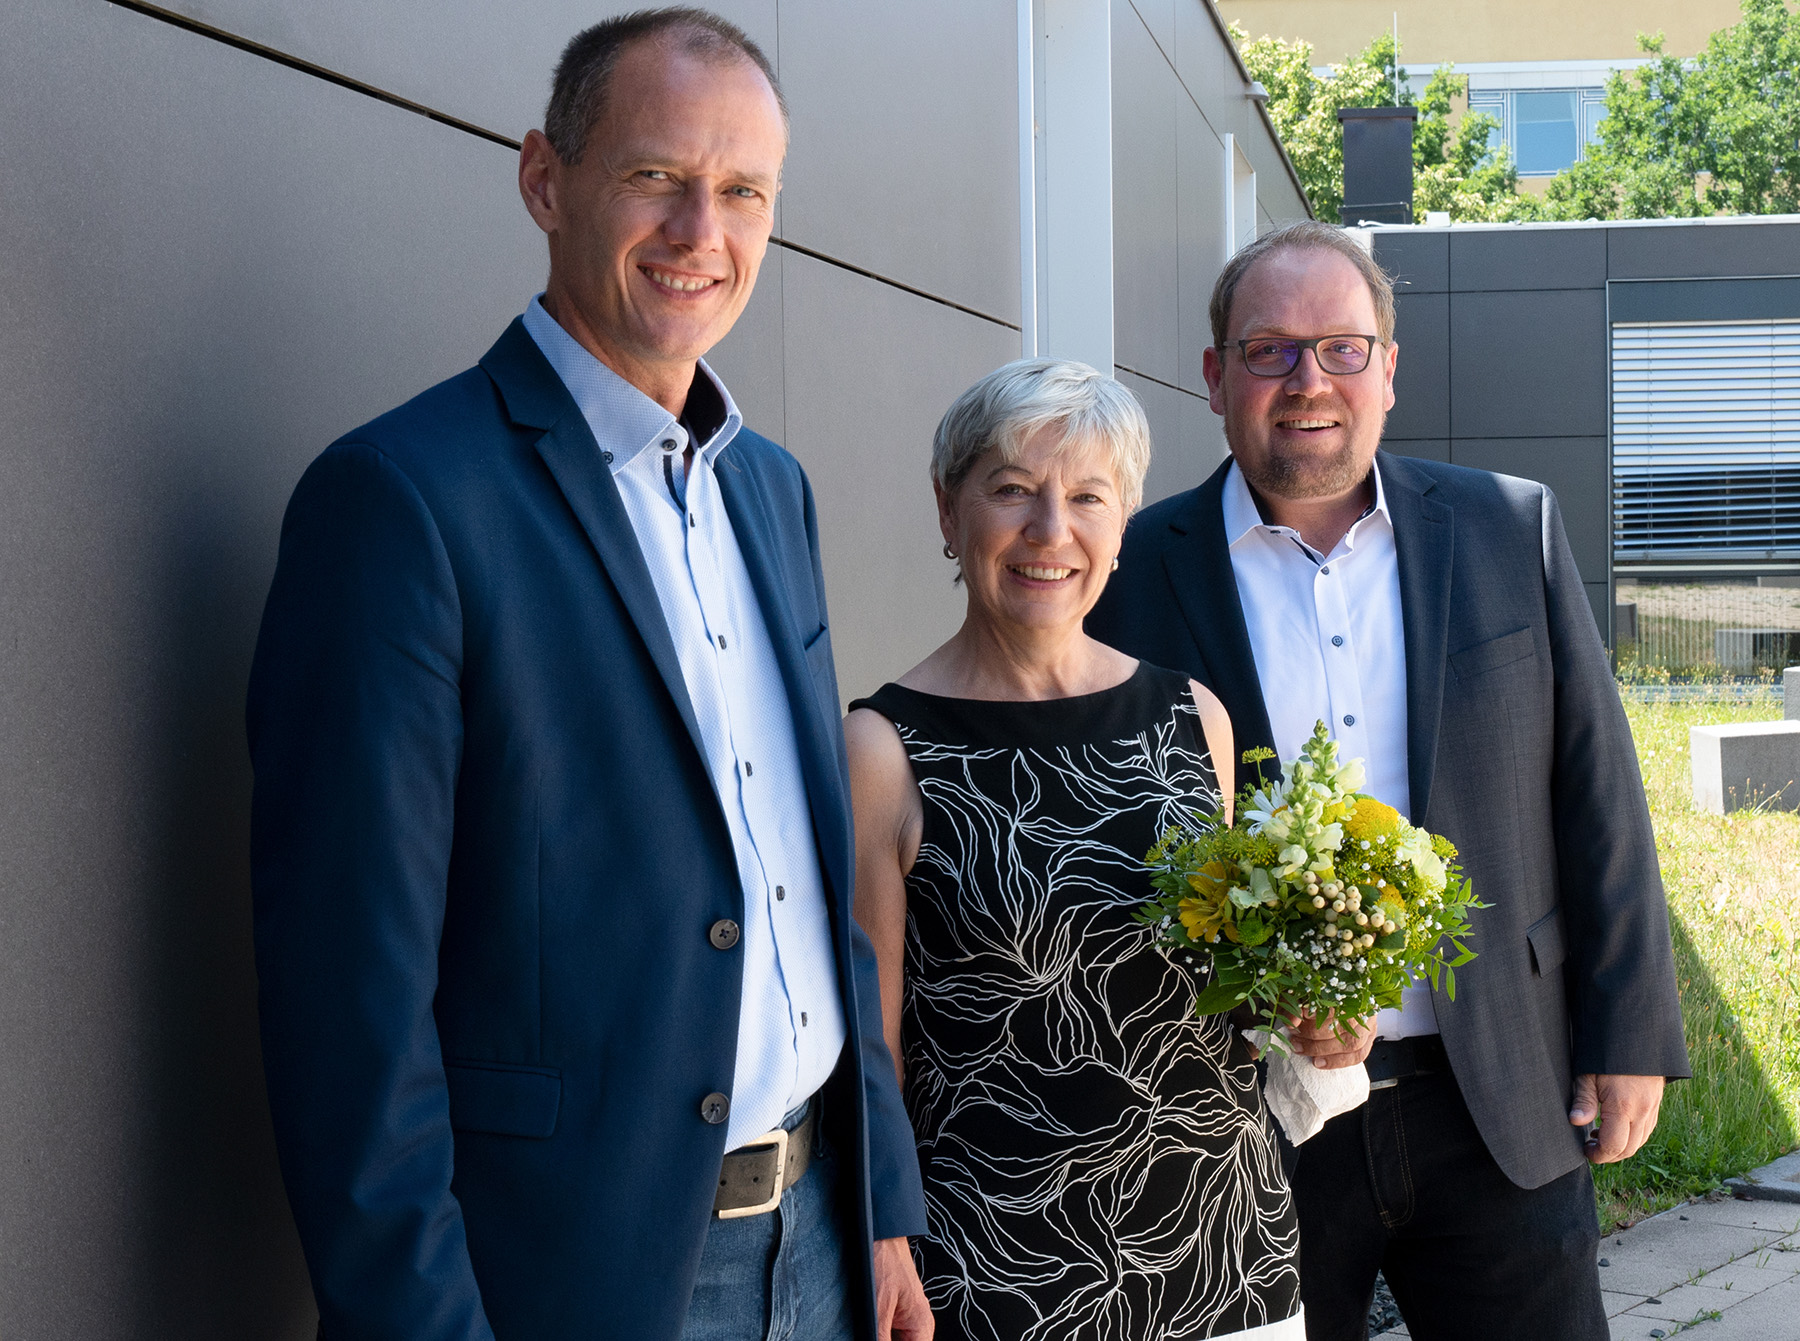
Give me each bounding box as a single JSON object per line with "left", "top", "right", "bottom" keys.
{"left": 102, "top": 0, "right": 1023, "bottom": 335}
{"left": 1115, "top": 364, "right": 1209, "bottom": 399}
{"left": 103, "top": 0, "right": 518, "bottom": 147}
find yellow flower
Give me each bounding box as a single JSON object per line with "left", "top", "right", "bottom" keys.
{"left": 1342, "top": 797, "right": 1402, "bottom": 844}
{"left": 1179, "top": 860, "right": 1240, "bottom": 943}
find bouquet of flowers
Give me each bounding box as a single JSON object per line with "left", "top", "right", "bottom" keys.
{"left": 1138, "top": 720, "right": 1480, "bottom": 1051}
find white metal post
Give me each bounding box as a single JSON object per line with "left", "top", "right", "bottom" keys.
{"left": 1032, "top": 0, "right": 1113, "bottom": 374}
{"left": 1017, "top": 0, "right": 1038, "bottom": 359}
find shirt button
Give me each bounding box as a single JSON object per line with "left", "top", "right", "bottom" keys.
{"left": 1343, "top": 714, "right": 1356, "bottom": 727}
{"left": 801, "top": 1012, "right": 809, "bottom": 1027}
{"left": 1320, "top": 565, "right": 1331, "bottom": 575}
{"left": 743, "top": 761, "right": 753, "bottom": 777}
{"left": 701, "top": 1092, "right": 730, "bottom": 1125}
{"left": 709, "top": 919, "right": 741, "bottom": 950}
{"left": 775, "top": 885, "right": 786, "bottom": 901}
{"left": 662, "top": 438, "right": 677, "bottom": 451}
{"left": 717, "top": 634, "right": 728, "bottom": 650}
{"left": 1332, "top": 635, "right": 1345, "bottom": 647}
{"left": 601, "top": 451, "right": 615, "bottom": 465}
{"left": 688, "top": 514, "right": 696, "bottom": 528}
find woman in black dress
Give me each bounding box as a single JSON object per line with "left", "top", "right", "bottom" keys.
{"left": 845, "top": 359, "right": 1302, "bottom": 1341}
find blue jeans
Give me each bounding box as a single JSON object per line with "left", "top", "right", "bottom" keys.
{"left": 681, "top": 1125, "right": 855, "bottom": 1341}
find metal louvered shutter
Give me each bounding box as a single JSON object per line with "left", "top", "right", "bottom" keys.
{"left": 1612, "top": 319, "right": 1800, "bottom": 559}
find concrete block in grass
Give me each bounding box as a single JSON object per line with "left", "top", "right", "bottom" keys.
{"left": 1691, "top": 722, "right": 1800, "bottom": 814}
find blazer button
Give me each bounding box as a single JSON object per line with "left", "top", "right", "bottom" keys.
{"left": 701, "top": 1092, "right": 730, "bottom": 1125}
{"left": 709, "top": 919, "right": 741, "bottom": 950}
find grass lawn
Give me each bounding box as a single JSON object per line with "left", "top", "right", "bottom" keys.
{"left": 1593, "top": 691, "right": 1800, "bottom": 1230}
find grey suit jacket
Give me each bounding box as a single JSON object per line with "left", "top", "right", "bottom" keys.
{"left": 1088, "top": 450, "right": 1689, "bottom": 1190}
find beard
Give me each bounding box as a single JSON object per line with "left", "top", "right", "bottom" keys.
{"left": 1228, "top": 396, "right": 1385, "bottom": 502}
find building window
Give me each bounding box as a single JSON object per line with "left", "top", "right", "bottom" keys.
{"left": 1467, "top": 87, "right": 1609, "bottom": 175}
{"left": 1514, "top": 90, "right": 1578, "bottom": 173}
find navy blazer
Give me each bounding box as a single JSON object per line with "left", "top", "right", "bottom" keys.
{"left": 247, "top": 319, "right": 926, "bottom": 1340}
{"left": 1088, "top": 452, "right": 1688, "bottom": 1190}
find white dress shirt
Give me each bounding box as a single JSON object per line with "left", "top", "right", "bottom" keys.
{"left": 1222, "top": 460, "right": 1437, "bottom": 1039}
{"left": 524, "top": 297, "right": 847, "bottom": 1145}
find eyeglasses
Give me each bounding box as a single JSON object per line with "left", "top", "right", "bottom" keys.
{"left": 1222, "top": 334, "right": 1383, "bottom": 378}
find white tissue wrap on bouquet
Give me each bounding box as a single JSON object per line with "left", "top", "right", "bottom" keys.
{"left": 1246, "top": 1027, "right": 1371, "bottom": 1144}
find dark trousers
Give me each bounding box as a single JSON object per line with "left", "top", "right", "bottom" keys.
{"left": 1291, "top": 1068, "right": 1606, "bottom": 1341}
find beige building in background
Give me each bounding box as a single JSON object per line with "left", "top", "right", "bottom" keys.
{"left": 1218, "top": 0, "right": 1747, "bottom": 178}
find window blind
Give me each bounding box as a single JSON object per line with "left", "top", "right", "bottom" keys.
{"left": 1612, "top": 319, "right": 1800, "bottom": 558}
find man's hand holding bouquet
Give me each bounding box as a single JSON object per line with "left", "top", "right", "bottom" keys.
{"left": 1139, "top": 721, "right": 1482, "bottom": 1142}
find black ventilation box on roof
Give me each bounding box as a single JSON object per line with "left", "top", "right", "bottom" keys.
{"left": 1339, "top": 106, "right": 1416, "bottom": 225}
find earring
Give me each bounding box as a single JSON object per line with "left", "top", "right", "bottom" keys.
{"left": 943, "top": 543, "right": 958, "bottom": 560}
{"left": 1111, "top": 558, "right": 1120, "bottom": 572}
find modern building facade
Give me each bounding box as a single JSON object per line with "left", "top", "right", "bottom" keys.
{"left": 1219, "top": 0, "right": 1744, "bottom": 179}
{"left": 1366, "top": 214, "right": 1800, "bottom": 671}
{"left": 0, "top": 1, "right": 1305, "bottom": 1334}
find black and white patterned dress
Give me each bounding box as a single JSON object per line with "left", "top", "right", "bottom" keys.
{"left": 852, "top": 663, "right": 1301, "bottom": 1341}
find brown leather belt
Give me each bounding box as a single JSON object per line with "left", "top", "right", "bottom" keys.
{"left": 714, "top": 1106, "right": 815, "bottom": 1218}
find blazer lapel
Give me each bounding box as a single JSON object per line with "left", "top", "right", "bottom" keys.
{"left": 1380, "top": 451, "right": 1454, "bottom": 824}
{"left": 480, "top": 322, "right": 710, "bottom": 768}
{"left": 1159, "top": 459, "right": 1278, "bottom": 795}
{"left": 713, "top": 457, "right": 852, "bottom": 889}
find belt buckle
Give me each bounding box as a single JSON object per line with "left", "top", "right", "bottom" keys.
{"left": 717, "top": 1127, "right": 788, "bottom": 1220}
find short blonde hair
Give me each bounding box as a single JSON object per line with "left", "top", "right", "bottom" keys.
{"left": 930, "top": 359, "right": 1152, "bottom": 514}
{"left": 1210, "top": 220, "right": 1396, "bottom": 346}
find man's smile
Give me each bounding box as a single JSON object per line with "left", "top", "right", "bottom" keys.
{"left": 641, "top": 265, "right": 722, "bottom": 294}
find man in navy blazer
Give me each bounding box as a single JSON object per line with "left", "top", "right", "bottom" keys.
{"left": 247, "top": 11, "right": 930, "bottom": 1339}
{"left": 1088, "top": 223, "right": 1687, "bottom": 1340}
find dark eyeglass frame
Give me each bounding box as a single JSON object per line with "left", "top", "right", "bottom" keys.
{"left": 1219, "top": 334, "right": 1386, "bottom": 378}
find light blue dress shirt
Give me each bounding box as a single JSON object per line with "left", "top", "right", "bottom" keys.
{"left": 523, "top": 297, "right": 847, "bottom": 1148}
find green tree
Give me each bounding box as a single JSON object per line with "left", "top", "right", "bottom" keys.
{"left": 1545, "top": 0, "right": 1800, "bottom": 218}
{"left": 1234, "top": 26, "right": 1538, "bottom": 223}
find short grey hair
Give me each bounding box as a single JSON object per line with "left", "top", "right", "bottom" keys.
{"left": 1210, "top": 220, "right": 1396, "bottom": 346}
{"left": 931, "top": 359, "right": 1153, "bottom": 514}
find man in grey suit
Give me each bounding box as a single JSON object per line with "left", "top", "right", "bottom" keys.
{"left": 1088, "top": 220, "right": 1688, "bottom": 1341}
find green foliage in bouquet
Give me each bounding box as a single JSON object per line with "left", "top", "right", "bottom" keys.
{"left": 1138, "top": 722, "right": 1482, "bottom": 1036}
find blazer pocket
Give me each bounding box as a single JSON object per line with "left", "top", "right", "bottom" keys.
{"left": 1450, "top": 627, "right": 1538, "bottom": 682}
{"left": 444, "top": 1060, "right": 562, "bottom": 1138}
{"left": 1526, "top": 906, "right": 1566, "bottom": 978}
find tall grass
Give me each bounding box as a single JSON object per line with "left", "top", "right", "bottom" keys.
{"left": 1593, "top": 692, "right": 1800, "bottom": 1229}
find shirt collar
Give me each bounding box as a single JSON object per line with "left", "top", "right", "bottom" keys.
{"left": 1222, "top": 456, "right": 1391, "bottom": 559}
{"left": 521, "top": 293, "right": 743, "bottom": 475}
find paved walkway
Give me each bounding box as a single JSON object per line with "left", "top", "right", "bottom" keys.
{"left": 1372, "top": 1163, "right": 1800, "bottom": 1340}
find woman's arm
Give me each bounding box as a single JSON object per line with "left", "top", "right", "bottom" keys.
{"left": 845, "top": 708, "right": 925, "bottom": 1088}
{"left": 1187, "top": 679, "right": 1235, "bottom": 828}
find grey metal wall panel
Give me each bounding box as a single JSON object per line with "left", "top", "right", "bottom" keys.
{"left": 1609, "top": 276, "right": 1800, "bottom": 325}
{"left": 1451, "top": 437, "right": 1609, "bottom": 580}
{"left": 1384, "top": 440, "right": 1451, "bottom": 462}
{"left": 1584, "top": 582, "right": 1611, "bottom": 642}
{"left": 1120, "top": 370, "right": 1216, "bottom": 506}
{"left": 1387, "top": 292, "right": 1450, "bottom": 440}
{"left": 779, "top": 0, "right": 1019, "bottom": 322}
{"left": 1608, "top": 220, "right": 1800, "bottom": 280}
{"left": 1450, "top": 226, "right": 1606, "bottom": 292}
{"left": 1450, "top": 289, "right": 1607, "bottom": 438}
{"left": 707, "top": 244, "right": 786, "bottom": 444}
{"left": 0, "top": 2, "right": 544, "bottom": 1335}
{"left": 1173, "top": 0, "right": 1240, "bottom": 141}
{"left": 1177, "top": 95, "right": 1226, "bottom": 395}
{"left": 1374, "top": 229, "right": 1448, "bottom": 295}
{"left": 1114, "top": 0, "right": 1181, "bottom": 386}
{"left": 778, "top": 252, "right": 1017, "bottom": 703}
{"left": 150, "top": 0, "right": 777, "bottom": 143}
{"left": 1131, "top": 0, "right": 1176, "bottom": 55}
